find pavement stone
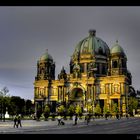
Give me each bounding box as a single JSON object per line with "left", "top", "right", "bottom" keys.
{"left": 0, "top": 117, "right": 135, "bottom": 133}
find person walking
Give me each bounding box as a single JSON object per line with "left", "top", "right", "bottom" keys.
{"left": 72, "top": 114, "right": 75, "bottom": 125}
{"left": 126, "top": 114, "right": 129, "bottom": 119}
{"left": 17, "top": 115, "right": 22, "bottom": 128}
{"left": 73, "top": 114, "right": 78, "bottom": 125}
{"left": 57, "top": 115, "right": 62, "bottom": 126}
{"left": 105, "top": 113, "right": 108, "bottom": 120}
{"left": 86, "top": 114, "right": 90, "bottom": 125}
{"left": 13, "top": 115, "right": 18, "bottom": 128}
{"left": 116, "top": 113, "right": 119, "bottom": 120}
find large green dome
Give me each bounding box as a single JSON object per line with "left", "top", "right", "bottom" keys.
{"left": 39, "top": 50, "right": 53, "bottom": 61}
{"left": 72, "top": 30, "right": 110, "bottom": 59}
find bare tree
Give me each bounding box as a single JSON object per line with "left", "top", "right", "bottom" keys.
{"left": 0, "top": 86, "right": 10, "bottom": 121}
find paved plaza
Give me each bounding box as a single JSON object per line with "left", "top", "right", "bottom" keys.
{"left": 0, "top": 117, "right": 140, "bottom": 134}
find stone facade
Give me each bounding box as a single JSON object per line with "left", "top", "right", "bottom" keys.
{"left": 34, "top": 30, "right": 132, "bottom": 116}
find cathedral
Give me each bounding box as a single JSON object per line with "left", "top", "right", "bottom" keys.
{"left": 34, "top": 30, "right": 132, "bottom": 116}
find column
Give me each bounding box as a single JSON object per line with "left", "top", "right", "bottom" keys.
{"left": 63, "top": 86, "right": 64, "bottom": 102}
{"left": 60, "top": 87, "right": 62, "bottom": 101}
{"left": 91, "top": 85, "right": 93, "bottom": 101}
{"left": 99, "top": 63, "right": 102, "bottom": 74}
{"left": 111, "top": 83, "right": 113, "bottom": 94}
{"left": 93, "top": 85, "right": 95, "bottom": 100}
{"left": 84, "top": 63, "right": 87, "bottom": 73}
{"left": 109, "top": 98, "right": 111, "bottom": 111}
{"left": 37, "top": 87, "right": 40, "bottom": 97}
{"left": 120, "top": 83, "right": 122, "bottom": 95}
{"left": 58, "top": 87, "right": 60, "bottom": 101}
{"left": 109, "top": 84, "right": 111, "bottom": 95}
{"left": 63, "top": 86, "right": 66, "bottom": 102}
{"left": 35, "top": 102, "right": 37, "bottom": 116}
{"left": 118, "top": 98, "right": 120, "bottom": 112}
{"left": 34, "top": 87, "right": 36, "bottom": 97}
{"left": 122, "top": 95, "right": 126, "bottom": 116}
{"left": 89, "top": 85, "right": 91, "bottom": 99}
{"left": 87, "top": 85, "right": 89, "bottom": 100}
{"left": 126, "top": 84, "right": 129, "bottom": 116}
{"left": 46, "top": 87, "right": 48, "bottom": 97}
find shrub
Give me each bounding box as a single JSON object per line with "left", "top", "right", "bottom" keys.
{"left": 43, "top": 105, "right": 50, "bottom": 121}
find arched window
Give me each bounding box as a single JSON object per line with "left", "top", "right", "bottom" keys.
{"left": 70, "top": 64, "right": 73, "bottom": 73}
{"left": 80, "top": 63, "right": 84, "bottom": 73}
{"left": 96, "top": 85, "right": 100, "bottom": 94}
{"left": 102, "top": 65, "right": 106, "bottom": 75}
{"left": 121, "top": 59, "right": 126, "bottom": 68}
{"left": 96, "top": 63, "right": 100, "bottom": 74}
{"left": 98, "top": 47, "right": 103, "bottom": 55}
{"left": 112, "top": 60, "right": 118, "bottom": 68}
{"left": 41, "top": 68, "right": 44, "bottom": 74}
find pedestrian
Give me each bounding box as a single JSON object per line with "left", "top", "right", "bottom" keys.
{"left": 57, "top": 114, "right": 62, "bottom": 126}
{"left": 126, "top": 114, "right": 129, "bottom": 119}
{"left": 75, "top": 114, "right": 78, "bottom": 125}
{"left": 13, "top": 115, "right": 18, "bottom": 128}
{"left": 17, "top": 115, "right": 22, "bottom": 128}
{"left": 119, "top": 113, "right": 121, "bottom": 120}
{"left": 116, "top": 113, "right": 119, "bottom": 120}
{"left": 72, "top": 114, "right": 75, "bottom": 125}
{"left": 73, "top": 114, "right": 78, "bottom": 125}
{"left": 60, "top": 117, "right": 65, "bottom": 125}
{"left": 105, "top": 113, "right": 108, "bottom": 120}
{"left": 86, "top": 114, "right": 90, "bottom": 125}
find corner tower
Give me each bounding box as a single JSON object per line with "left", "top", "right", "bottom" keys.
{"left": 109, "top": 40, "right": 127, "bottom": 76}
{"left": 35, "top": 49, "right": 55, "bottom": 81}
{"left": 34, "top": 50, "right": 55, "bottom": 115}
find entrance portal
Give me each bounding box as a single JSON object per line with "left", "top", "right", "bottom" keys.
{"left": 99, "top": 99, "right": 104, "bottom": 114}
{"left": 69, "top": 88, "right": 84, "bottom": 106}
{"left": 111, "top": 99, "right": 119, "bottom": 111}
{"left": 111, "top": 99, "right": 118, "bottom": 106}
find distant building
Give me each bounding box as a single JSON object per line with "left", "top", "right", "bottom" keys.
{"left": 34, "top": 30, "right": 132, "bottom": 116}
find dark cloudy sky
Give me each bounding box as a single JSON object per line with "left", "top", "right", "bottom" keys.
{"left": 0, "top": 6, "right": 140, "bottom": 100}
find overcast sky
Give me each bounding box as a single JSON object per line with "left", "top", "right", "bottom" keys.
{"left": 0, "top": 6, "right": 140, "bottom": 100}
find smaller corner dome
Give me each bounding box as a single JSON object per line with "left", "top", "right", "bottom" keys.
{"left": 39, "top": 49, "right": 53, "bottom": 61}
{"left": 111, "top": 40, "right": 126, "bottom": 56}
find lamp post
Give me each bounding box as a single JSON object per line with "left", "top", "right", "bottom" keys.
{"left": 126, "top": 92, "right": 130, "bottom": 118}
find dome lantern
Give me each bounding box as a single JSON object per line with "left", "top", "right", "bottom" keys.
{"left": 89, "top": 29, "right": 96, "bottom": 36}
